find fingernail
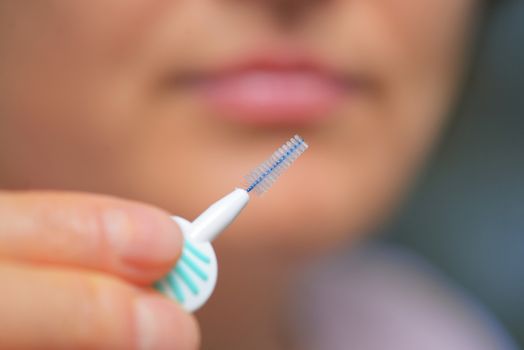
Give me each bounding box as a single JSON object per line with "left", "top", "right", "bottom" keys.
{"left": 103, "top": 206, "right": 182, "bottom": 267}
{"left": 134, "top": 295, "right": 199, "bottom": 350}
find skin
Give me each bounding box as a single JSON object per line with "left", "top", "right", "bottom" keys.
{"left": 0, "top": 192, "right": 200, "bottom": 349}
{"left": 0, "top": 0, "right": 478, "bottom": 349}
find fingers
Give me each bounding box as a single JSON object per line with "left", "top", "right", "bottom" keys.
{"left": 0, "top": 191, "right": 182, "bottom": 284}
{"left": 0, "top": 262, "right": 200, "bottom": 350}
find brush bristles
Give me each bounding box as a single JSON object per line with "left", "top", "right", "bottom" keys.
{"left": 244, "top": 135, "right": 308, "bottom": 195}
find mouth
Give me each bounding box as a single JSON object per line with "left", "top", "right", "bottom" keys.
{"left": 167, "top": 50, "right": 366, "bottom": 126}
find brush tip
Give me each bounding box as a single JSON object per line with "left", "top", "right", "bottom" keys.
{"left": 244, "top": 134, "right": 308, "bottom": 195}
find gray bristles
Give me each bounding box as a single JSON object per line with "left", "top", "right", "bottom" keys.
{"left": 244, "top": 135, "right": 308, "bottom": 195}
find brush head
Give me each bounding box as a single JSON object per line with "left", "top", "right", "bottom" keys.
{"left": 244, "top": 135, "right": 309, "bottom": 195}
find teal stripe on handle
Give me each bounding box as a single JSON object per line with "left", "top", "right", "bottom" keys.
{"left": 181, "top": 252, "right": 209, "bottom": 281}
{"left": 185, "top": 241, "right": 211, "bottom": 264}
{"left": 166, "top": 272, "right": 185, "bottom": 303}
{"left": 175, "top": 264, "right": 199, "bottom": 295}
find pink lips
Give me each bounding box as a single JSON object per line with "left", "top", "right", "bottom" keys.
{"left": 196, "top": 57, "right": 349, "bottom": 125}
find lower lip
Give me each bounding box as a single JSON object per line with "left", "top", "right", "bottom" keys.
{"left": 198, "top": 71, "right": 347, "bottom": 125}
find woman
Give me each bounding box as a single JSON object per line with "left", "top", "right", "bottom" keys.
{"left": 0, "top": 0, "right": 495, "bottom": 349}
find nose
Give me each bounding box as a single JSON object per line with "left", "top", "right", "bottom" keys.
{"left": 238, "top": 0, "right": 329, "bottom": 28}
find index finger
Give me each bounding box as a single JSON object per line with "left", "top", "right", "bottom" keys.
{"left": 0, "top": 190, "right": 183, "bottom": 285}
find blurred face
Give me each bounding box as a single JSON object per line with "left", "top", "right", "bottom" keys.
{"left": 0, "top": 1, "right": 476, "bottom": 255}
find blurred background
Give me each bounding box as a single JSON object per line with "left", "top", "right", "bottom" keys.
{"left": 389, "top": 0, "right": 524, "bottom": 345}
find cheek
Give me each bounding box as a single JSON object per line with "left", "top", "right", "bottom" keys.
{"left": 310, "top": 0, "right": 475, "bottom": 158}
{"left": 359, "top": 0, "right": 475, "bottom": 62}
{"left": 0, "top": 0, "right": 175, "bottom": 188}
{"left": 0, "top": 1, "right": 174, "bottom": 63}
{"left": 43, "top": 0, "right": 173, "bottom": 50}
{"left": 359, "top": 0, "right": 475, "bottom": 155}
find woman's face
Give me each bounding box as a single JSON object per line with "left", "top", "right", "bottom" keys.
{"left": 0, "top": 1, "right": 476, "bottom": 254}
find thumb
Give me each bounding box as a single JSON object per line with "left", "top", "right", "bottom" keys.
{"left": 0, "top": 262, "right": 200, "bottom": 350}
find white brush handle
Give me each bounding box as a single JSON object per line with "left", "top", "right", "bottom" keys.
{"left": 190, "top": 188, "right": 249, "bottom": 242}
{"left": 154, "top": 189, "right": 250, "bottom": 312}
{"left": 154, "top": 217, "right": 218, "bottom": 312}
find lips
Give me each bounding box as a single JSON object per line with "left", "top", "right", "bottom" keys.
{"left": 185, "top": 55, "right": 354, "bottom": 125}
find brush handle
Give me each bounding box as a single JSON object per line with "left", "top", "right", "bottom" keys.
{"left": 153, "top": 216, "right": 218, "bottom": 312}
{"left": 153, "top": 188, "right": 249, "bottom": 312}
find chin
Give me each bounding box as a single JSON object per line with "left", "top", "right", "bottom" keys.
{"left": 211, "top": 175, "right": 384, "bottom": 262}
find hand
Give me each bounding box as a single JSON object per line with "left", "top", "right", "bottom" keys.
{"left": 0, "top": 190, "right": 199, "bottom": 349}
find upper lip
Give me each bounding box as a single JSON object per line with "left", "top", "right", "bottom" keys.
{"left": 167, "top": 48, "right": 359, "bottom": 88}
{"left": 210, "top": 52, "right": 342, "bottom": 78}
